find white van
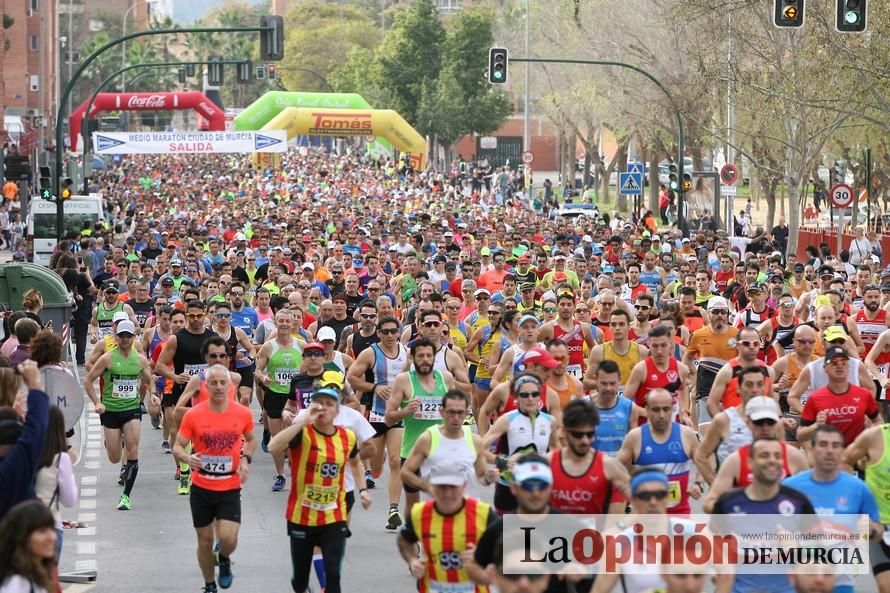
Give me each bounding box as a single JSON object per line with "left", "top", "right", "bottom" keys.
{"left": 27, "top": 195, "right": 104, "bottom": 266}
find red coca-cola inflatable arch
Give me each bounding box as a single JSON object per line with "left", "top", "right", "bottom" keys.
{"left": 68, "top": 91, "right": 225, "bottom": 150}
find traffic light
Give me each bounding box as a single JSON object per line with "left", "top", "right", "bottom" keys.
{"left": 267, "top": 64, "right": 276, "bottom": 80}
{"left": 832, "top": 161, "right": 845, "bottom": 185}
{"left": 255, "top": 65, "right": 266, "bottom": 80}
{"left": 488, "top": 48, "right": 508, "bottom": 84}
{"left": 237, "top": 60, "right": 252, "bottom": 84}
{"left": 186, "top": 63, "right": 196, "bottom": 77}
{"left": 178, "top": 68, "right": 186, "bottom": 84}
{"left": 773, "top": 0, "right": 805, "bottom": 28}
{"left": 61, "top": 178, "right": 74, "bottom": 200}
{"left": 836, "top": 0, "right": 866, "bottom": 32}
{"left": 259, "top": 15, "right": 284, "bottom": 61}
{"left": 39, "top": 167, "right": 52, "bottom": 201}
{"left": 668, "top": 163, "right": 679, "bottom": 192}
{"left": 682, "top": 173, "right": 692, "bottom": 192}
{"left": 208, "top": 56, "right": 224, "bottom": 86}
{"left": 3, "top": 155, "right": 30, "bottom": 181}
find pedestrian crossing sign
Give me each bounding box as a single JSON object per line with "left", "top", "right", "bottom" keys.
{"left": 619, "top": 172, "right": 643, "bottom": 196}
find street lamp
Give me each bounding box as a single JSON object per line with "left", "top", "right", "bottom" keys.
{"left": 121, "top": 0, "right": 157, "bottom": 93}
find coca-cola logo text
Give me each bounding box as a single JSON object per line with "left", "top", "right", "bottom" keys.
{"left": 128, "top": 95, "right": 167, "bottom": 109}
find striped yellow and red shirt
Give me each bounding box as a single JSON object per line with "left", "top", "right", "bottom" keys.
{"left": 285, "top": 424, "right": 357, "bottom": 526}
{"left": 403, "top": 497, "right": 495, "bottom": 593}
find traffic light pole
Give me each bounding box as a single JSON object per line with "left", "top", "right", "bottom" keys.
{"left": 53, "top": 23, "right": 274, "bottom": 242}
{"left": 80, "top": 59, "right": 248, "bottom": 193}
{"left": 508, "top": 57, "right": 688, "bottom": 235}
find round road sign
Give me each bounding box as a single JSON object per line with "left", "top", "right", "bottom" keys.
{"left": 719, "top": 163, "right": 739, "bottom": 186}
{"left": 830, "top": 183, "right": 854, "bottom": 208}
{"left": 521, "top": 151, "right": 534, "bottom": 165}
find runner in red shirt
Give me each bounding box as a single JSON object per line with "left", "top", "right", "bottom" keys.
{"left": 798, "top": 346, "right": 879, "bottom": 446}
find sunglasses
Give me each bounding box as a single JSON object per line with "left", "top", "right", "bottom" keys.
{"left": 752, "top": 418, "right": 777, "bottom": 426}
{"left": 738, "top": 340, "right": 759, "bottom": 348}
{"left": 378, "top": 328, "right": 399, "bottom": 335}
{"left": 360, "top": 313, "right": 378, "bottom": 319}
{"left": 517, "top": 391, "right": 541, "bottom": 399}
{"left": 567, "top": 429, "right": 595, "bottom": 439}
{"left": 519, "top": 480, "right": 549, "bottom": 492}
{"left": 543, "top": 307, "right": 556, "bottom": 313}
{"left": 215, "top": 312, "right": 231, "bottom": 319}
{"left": 187, "top": 313, "right": 205, "bottom": 319}
{"left": 303, "top": 350, "right": 325, "bottom": 358}
{"left": 229, "top": 291, "right": 244, "bottom": 296}
{"left": 710, "top": 309, "right": 728, "bottom": 315}
{"left": 634, "top": 490, "right": 669, "bottom": 501}
{"left": 476, "top": 295, "right": 490, "bottom": 301}
{"left": 423, "top": 321, "right": 442, "bottom": 328}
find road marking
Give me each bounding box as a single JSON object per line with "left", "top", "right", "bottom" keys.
{"left": 80, "top": 488, "right": 97, "bottom": 497}
{"left": 75, "top": 559, "right": 97, "bottom": 572}
{"left": 77, "top": 542, "right": 96, "bottom": 555}
{"left": 85, "top": 450, "right": 100, "bottom": 458}
{"left": 84, "top": 461, "right": 100, "bottom": 470}
{"left": 81, "top": 476, "right": 97, "bottom": 486}
{"left": 76, "top": 527, "right": 96, "bottom": 537}
{"left": 62, "top": 583, "right": 95, "bottom": 593}
{"left": 77, "top": 513, "right": 96, "bottom": 523}
{"left": 79, "top": 499, "right": 97, "bottom": 510}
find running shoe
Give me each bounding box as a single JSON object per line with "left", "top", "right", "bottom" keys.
{"left": 150, "top": 414, "right": 161, "bottom": 429}
{"left": 161, "top": 440, "right": 172, "bottom": 454}
{"left": 178, "top": 475, "right": 191, "bottom": 495}
{"left": 272, "top": 474, "right": 286, "bottom": 492}
{"left": 201, "top": 583, "right": 218, "bottom": 593}
{"left": 118, "top": 466, "right": 126, "bottom": 486}
{"left": 217, "top": 555, "right": 234, "bottom": 589}
{"left": 117, "top": 493, "right": 131, "bottom": 510}
{"left": 386, "top": 507, "right": 402, "bottom": 530}
{"left": 364, "top": 469, "right": 375, "bottom": 490}
{"left": 261, "top": 428, "right": 271, "bottom": 453}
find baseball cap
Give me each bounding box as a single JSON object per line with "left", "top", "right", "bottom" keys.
{"left": 301, "top": 262, "right": 314, "bottom": 271}
{"left": 517, "top": 254, "right": 530, "bottom": 264}
{"left": 747, "top": 282, "right": 765, "bottom": 293}
{"left": 518, "top": 314, "right": 540, "bottom": 327}
{"left": 303, "top": 342, "right": 326, "bottom": 353}
{"left": 102, "top": 280, "right": 119, "bottom": 292}
{"left": 112, "top": 312, "right": 130, "bottom": 323}
{"left": 822, "top": 326, "right": 847, "bottom": 343}
{"left": 319, "top": 370, "right": 346, "bottom": 390}
{"left": 681, "top": 237, "right": 691, "bottom": 243}
{"left": 818, "top": 265, "right": 835, "bottom": 277}
{"left": 317, "top": 326, "right": 337, "bottom": 342}
{"left": 310, "top": 387, "right": 340, "bottom": 401}
{"left": 582, "top": 234, "right": 593, "bottom": 243}
{"left": 474, "top": 288, "right": 491, "bottom": 298}
{"left": 707, "top": 296, "right": 729, "bottom": 311}
{"left": 512, "top": 459, "right": 553, "bottom": 485}
{"left": 520, "top": 282, "right": 536, "bottom": 291}
{"left": 161, "top": 277, "right": 174, "bottom": 286}
{"left": 518, "top": 347, "right": 560, "bottom": 369}
{"left": 443, "top": 231, "right": 454, "bottom": 237}
{"left": 170, "top": 259, "right": 183, "bottom": 267}
{"left": 745, "top": 396, "right": 780, "bottom": 422}
{"left": 792, "top": 263, "right": 805, "bottom": 272}
{"left": 115, "top": 320, "right": 137, "bottom": 336}
{"left": 480, "top": 247, "right": 491, "bottom": 256}
{"left": 824, "top": 345, "right": 849, "bottom": 362}
{"left": 429, "top": 461, "right": 468, "bottom": 487}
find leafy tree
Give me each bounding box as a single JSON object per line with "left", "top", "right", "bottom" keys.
{"left": 280, "top": 0, "right": 381, "bottom": 93}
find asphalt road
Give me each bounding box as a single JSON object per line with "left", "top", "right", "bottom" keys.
{"left": 59, "top": 400, "right": 426, "bottom": 593}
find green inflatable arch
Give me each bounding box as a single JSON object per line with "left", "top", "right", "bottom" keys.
{"left": 234, "top": 91, "right": 392, "bottom": 157}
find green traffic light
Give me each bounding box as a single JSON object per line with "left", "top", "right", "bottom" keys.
{"left": 493, "top": 71, "right": 504, "bottom": 80}
{"left": 845, "top": 10, "right": 859, "bottom": 23}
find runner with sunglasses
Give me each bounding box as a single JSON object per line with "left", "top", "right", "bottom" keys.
{"left": 705, "top": 326, "right": 774, "bottom": 419}
{"left": 347, "top": 315, "right": 409, "bottom": 530}
{"left": 209, "top": 302, "right": 255, "bottom": 406}
{"left": 156, "top": 300, "right": 217, "bottom": 493}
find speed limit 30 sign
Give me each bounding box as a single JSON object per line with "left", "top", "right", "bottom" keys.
{"left": 829, "top": 183, "right": 854, "bottom": 208}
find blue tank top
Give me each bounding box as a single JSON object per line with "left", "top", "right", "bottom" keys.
{"left": 639, "top": 269, "right": 662, "bottom": 298}
{"left": 636, "top": 423, "right": 692, "bottom": 513}
{"left": 595, "top": 397, "right": 632, "bottom": 457}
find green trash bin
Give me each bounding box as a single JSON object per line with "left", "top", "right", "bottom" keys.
{"left": 0, "top": 263, "right": 74, "bottom": 360}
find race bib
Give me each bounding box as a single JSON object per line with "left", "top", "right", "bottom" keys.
{"left": 111, "top": 377, "right": 139, "bottom": 398}
{"left": 414, "top": 396, "right": 440, "bottom": 420}
{"left": 566, "top": 364, "right": 583, "bottom": 379}
{"left": 667, "top": 480, "right": 681, "bottom": 507}
{"left": 184, "top": 363, "right": 207, "bottom": 377}
{"left": 274, "top": 368, "right": 299, "bottom": 384}
{"left": 616, "top": 386, "right": 625, "bottom": 398}
{"left": 368, "top": 409, "right": 386, "bottom": 423}
{"left": 430, "top": 581, "right": 473, "bottom": 593}
{"left": 98, "top": 325, "right": 113, "bottom": 338}
{"left": 302, "top": 484, "right": 338, "bottom": 511}
{"left": 202, "top": 455, "right": 234, "bottom": 476}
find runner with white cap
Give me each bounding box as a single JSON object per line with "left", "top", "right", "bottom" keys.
{"left": 83, "top": 319, "right": 153, "bottom": 510}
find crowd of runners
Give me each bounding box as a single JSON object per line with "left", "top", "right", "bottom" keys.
{"left": 3, "top": 147, "right": 890, "bottom": 593}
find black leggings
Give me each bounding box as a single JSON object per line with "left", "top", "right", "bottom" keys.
{"left": 288, "top": 521, "right": 348, "bottom": 593}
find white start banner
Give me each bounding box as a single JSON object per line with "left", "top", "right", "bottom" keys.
{"left": 92, "top": 130, "right": 288, "bottom": 154}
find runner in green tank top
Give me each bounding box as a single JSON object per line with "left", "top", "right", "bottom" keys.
{"left": 848, "top": 424, "right": 890, "bottom": 523}
{"left": 92, "top": 280, "right": 135, "bottom": 342}
{"left": 256, "top": 309, "right": 304, "bottom": 492}
{"left": 83, "top": 320, "right": 153, "bottom": 510}
{"left": 385, "top": 338, "right": 456, "bottom": 525}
